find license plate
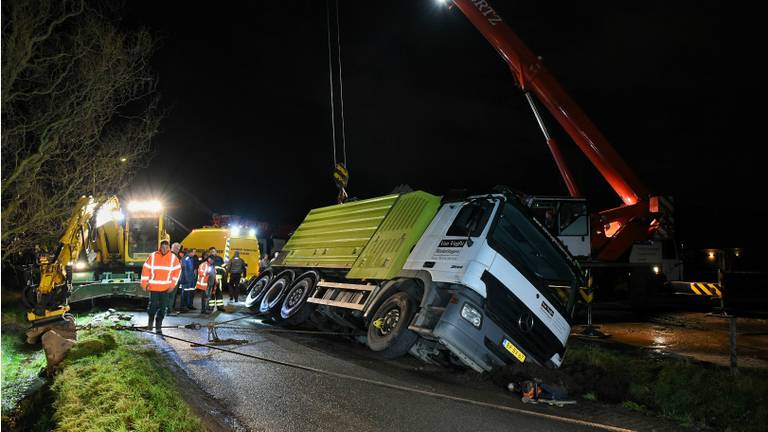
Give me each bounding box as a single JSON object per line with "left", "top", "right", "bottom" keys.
{"left": 502, "top": 338, "right": 526, "bottom": 363}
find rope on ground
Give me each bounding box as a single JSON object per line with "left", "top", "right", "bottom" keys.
{"left": 123, "top": 326, "right": 635, "bottom": 432}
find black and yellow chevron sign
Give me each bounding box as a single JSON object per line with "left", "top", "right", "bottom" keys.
{"left": 554, "top": 286, "right": 593, "bottom": 304}
{"left": 689, "top": 282, "right": 722, "bottom": 298}
{"left": 333, "top": 163, "right": 349, "bottom": 188}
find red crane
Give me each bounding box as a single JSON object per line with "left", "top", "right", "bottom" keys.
{"left": 446, "top": 0, "right": 667, "bottom": 262}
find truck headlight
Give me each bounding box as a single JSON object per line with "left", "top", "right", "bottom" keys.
{"left": 461, "top": 303, "right": 483, "bottom": 328}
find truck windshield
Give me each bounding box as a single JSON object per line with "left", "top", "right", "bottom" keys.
{"left": 489, "top": 200, "right": 578, "bottom": 310}
{"left": 128, "top": 217, "right": 158, "bottom": 258}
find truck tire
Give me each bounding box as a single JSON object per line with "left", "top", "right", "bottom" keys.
{"left": 245, "top": 271, "right": 273, "bottom": 312}
{"left": 241, "top": 275, "right": 257, "bottom": 295}
{"left": 366, "top": 291, "right": 418, "bottom": 359}
{"left": 259, "top": 270, "right": 295, "bottom": 315}
{"left": 276, "top": 271, "right": 318, "bottom": 326}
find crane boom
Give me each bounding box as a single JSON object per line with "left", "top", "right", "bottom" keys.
{"left": 450, "top": 0, "right": 649, "bottom": 206}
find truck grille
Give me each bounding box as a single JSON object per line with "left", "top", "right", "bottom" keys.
{"left": 481, "top": 271, "right": 565, "bottom": 366}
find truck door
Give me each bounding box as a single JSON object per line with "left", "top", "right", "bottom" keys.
{"left": 404, "top": 198, "right": 499, "bottom": 284}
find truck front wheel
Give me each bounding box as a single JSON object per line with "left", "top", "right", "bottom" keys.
{"left": 366, "top": 291, "right": 418, "bottom": 359}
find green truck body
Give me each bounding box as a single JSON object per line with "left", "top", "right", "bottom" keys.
{"left": 280, "top": 191, "right": 441, "bottom": 280}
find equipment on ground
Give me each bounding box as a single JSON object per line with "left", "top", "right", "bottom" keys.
{"left": 443, "top": 0, "right": 717, "bottom": 309}
{"left": 23, "top": 196, "right": 168, "bottom": 323}
{"left": 245, "top": 188, "right": 583, "bottom": 372}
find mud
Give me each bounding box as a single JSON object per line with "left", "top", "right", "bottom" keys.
{"left": 581, "top": 312, "right": 768, "bottom": 368}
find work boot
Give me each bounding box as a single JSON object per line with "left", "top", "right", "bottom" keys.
{"left": 146, "top": 314, "right": 154, "bottom": 330}
{"left": 155, "top": 316, "right": 164, "bottom": 335}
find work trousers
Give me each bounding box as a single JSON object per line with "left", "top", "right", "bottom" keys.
{"left": 148, "top": 291, "right": 171, "bottom": 323}
{"left": 228, "top": 273, "right": 242, "bottom": 301}
{"left": 202, "top": 281, "right": 217, "bottom": 312}
{"left": 180, "top": 284, "right": 195, "bottom": 309}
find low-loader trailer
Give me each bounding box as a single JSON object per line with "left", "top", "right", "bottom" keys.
{"left": 245, "top": 188, "right": 583, "bottom": 371}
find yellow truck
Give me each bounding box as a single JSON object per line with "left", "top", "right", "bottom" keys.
{"left": 180, "top": 225, "right": 260, "bottom": 277}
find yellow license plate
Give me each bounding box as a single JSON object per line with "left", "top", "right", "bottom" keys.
{"left": 502, "top": 339, "right": 526, "bottom": 363}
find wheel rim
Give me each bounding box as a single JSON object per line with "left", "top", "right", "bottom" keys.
{"left": 245, "top": 276, "right": 270, "bottom": 306}
{"left": 377, "top": 306, "right": 401, "bottom": 336}
{"left": 281, "top": 279, "right": 310, "bottom": 318}
{"left": 263, "top": 279, "right": 287, "bottom": 309}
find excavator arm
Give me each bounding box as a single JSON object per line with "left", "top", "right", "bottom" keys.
{"left": 446, "top": 0, "right": 664, "bottom": 260}
{"left": 24, "top": 196, "right": 120, "bottom": 322}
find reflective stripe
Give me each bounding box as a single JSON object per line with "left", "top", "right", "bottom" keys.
{"left": 143, "top": 263, "right": 151, "bottom": 268}
{"left": 149, "top": 265, "right": 178, "bottom": 271}
{"left": 141, "top": 276, "right": 150, "bottom": 280}
{"left": 149, "top": 280, "right": 175, "bottom": 284}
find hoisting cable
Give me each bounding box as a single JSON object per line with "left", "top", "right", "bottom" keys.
{"left": 326, "top": 0, "right": 338, "bottom": 168}
{"left": 334, "top": 0, "right": 348, "bottom": 168}
{"left": 116, "top": 324, "right": 633, "bottom": 432}
{"left": 327, "top": 0, "right": 349, "bottom": 204}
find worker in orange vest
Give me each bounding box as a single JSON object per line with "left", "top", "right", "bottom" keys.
{"left": 141, "top": 240, "right": 182, "bottom": 334}
{"left": 196, "top": 254, "right": 216, "bottom": 314}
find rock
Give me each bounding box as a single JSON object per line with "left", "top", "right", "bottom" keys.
{"left": 42, "top": 330, "right": 76, "bottom": 369}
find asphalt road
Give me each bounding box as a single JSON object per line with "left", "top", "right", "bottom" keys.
{"left": 126, "top": 304, "right": 679, "bottom": 432}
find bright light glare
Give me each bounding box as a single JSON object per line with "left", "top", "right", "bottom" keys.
{"left": 127, "top": 200, "right": 162, "bottom": 212}
{"left": 96, "top": 208, "right": 125, "bottom": 228}
{"left": 230, "top": 225, "right": 241, "bottom": 237}
{"left": 652, "top": 266, "right": 660, "bottom": 274}
{"left": 436, "top": 0, "right": 449, "bottom": 4}
{"left": 248, "top": 228, "right": 257, "bottom": 237}
{"left": 75, "top": 261, "right": 88, "bottom": 270}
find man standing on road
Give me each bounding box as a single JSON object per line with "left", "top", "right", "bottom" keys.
{"left": 141, "top": 240, "right": 181, "bottom": 334}
{"left": 225, "top": 251, "right": 247, "bottom": 303}
{"left": 180, "top": 248, "right": 197, "bottom": 311}
{"left": 197, "top": 255, "right": 216, "bottom": 314}
{"left": 170, "top": 244, "right": 185, "bottom": 313}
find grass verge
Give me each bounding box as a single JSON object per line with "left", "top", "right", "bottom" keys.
{"left": 1, "top": 309, "right": 46, "bottom": 417}
{"left": 49, "top": 327, "right": 202, "bottom": 432}
{"left": 562, "top": 339, "right": 768, "bottom": 431}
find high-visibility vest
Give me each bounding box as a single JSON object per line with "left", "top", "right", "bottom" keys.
{"left": 141, "top": 251, "right": 182, "bottom": 292}
{"left": 196, "top": 262, "right": 212, "bottom": 291}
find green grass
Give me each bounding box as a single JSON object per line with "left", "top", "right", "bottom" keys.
{"left": 564, "top": 340, "right": 768, "bottom": 431}
{"left": 1, "top": 309, "right": 46, "bottom": 416}
{"left": 50, "top": 328, "right": 202, "bottom": 432}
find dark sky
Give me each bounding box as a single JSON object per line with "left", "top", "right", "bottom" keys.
{"left": 122, "top": 1, "right": 749, "bottom": 249}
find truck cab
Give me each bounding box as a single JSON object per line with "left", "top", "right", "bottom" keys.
{"left": 403, "top": 190, "right": 583, "bottom": 370}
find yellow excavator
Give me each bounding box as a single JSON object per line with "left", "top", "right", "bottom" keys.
{"left": 23, "top": 195, "right": 169, "bottom": 323}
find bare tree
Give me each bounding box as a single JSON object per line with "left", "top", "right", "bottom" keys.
{"left": 1, "top": 0, "right": 161, "bottom": 261}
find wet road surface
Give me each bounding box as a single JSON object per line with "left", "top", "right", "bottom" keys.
{"left": 577, "top": 312, "right": 768, "bottom": 368}
{"left": 125, "top": 304, "right": 682, "bottom": 432}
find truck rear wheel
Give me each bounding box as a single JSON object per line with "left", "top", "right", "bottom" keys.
{"left": 276, "top": 271, "right": 318, "bottom": 326}
{"left": 259, "top": 270, "right": 295, "bottom": 315}
{"left": 366, "top": 291, "right": 418, "bottom": 359}
{"left": 245, "top": 271, "right": 273, "bottom": 312}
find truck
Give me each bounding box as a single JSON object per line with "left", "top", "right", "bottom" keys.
{"left": 245, "top": 188, "right": 584, "bottom": 372}
{"left": 23, "top": 196, "right": 169, "bottom": 322}
{"left": 443, "top": 0, "right": 718, "bottom": 309}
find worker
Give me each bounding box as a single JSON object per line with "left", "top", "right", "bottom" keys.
{"left": 141, "top": 240, "right": 182, "bottom": 334}
{"left": 168, "top": 242, "right": 183, "bottom": 313}
{"left": 543, "top": 208, "right": 556, "bottom": 233}
{"left": 208, "top": 247, "right": 224, "bottom": 267}
{"left": 225, "top": 251, "right": 247, "bottom": 303}
{"left": 196, "top": 255, "right": 216, "bottom": 314}
{"left": 180, "top": 248, "right": 197, "bottom": 311}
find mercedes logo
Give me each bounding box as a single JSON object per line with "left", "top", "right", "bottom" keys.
{"left": 518, "top": 313, "right": 535, "bottom": 332}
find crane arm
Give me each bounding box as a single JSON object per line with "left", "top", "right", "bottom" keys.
{"left": 450, "top": 0, "right": 648, "bottom": 206}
